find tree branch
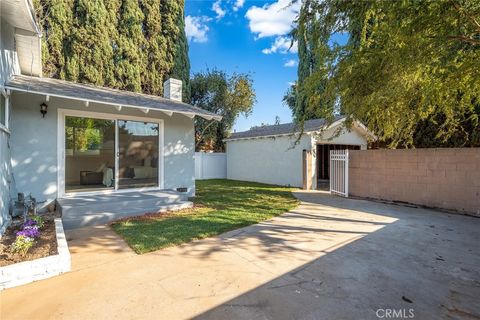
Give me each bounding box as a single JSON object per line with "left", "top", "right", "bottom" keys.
{"left": 446, "top": 35, "right": 480, "bottom": 45}
{"left": 195, "top": 120, "right": 217, "bottom": 148}
{"left": 450, "top": 0, "right": 480, "bottom": 31}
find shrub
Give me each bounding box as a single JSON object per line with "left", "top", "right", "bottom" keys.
{"left": 10, "top": 235, "right": 35, "bottom": 256}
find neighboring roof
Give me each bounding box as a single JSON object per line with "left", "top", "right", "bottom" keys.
{"left": 225, "top": 117, "right": 345, "bottom": 141}
{"left": 5, "top": 75, "right": 222, "bottom": 121}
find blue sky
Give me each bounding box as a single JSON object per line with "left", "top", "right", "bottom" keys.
{"left": 185, "top": 0, "right": 300, "bottom": 132}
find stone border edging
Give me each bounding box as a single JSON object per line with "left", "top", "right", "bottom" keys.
{"left": 0, "top": 218, "right": 71, "bottom": 290}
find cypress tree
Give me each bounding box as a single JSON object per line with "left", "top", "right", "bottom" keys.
{"left": 67, "top": 0, "right": 117, "bottom": 86}
{"left": 34, "top": 0, "right": 74, "bottom": 79}
{"left": 116, "top": 0, "right": 145, "bottom": 92}
{"left": 170, "top": 0, "right": 191, "bottom": 102}
{"left": 33, "top": 0, "right": 190, "bottom": 97}
{"left": 104, "top": 0, "right": 121, "bottom": 88}
{"left": 141, "top": 0, "right": 169, "bottom": 95}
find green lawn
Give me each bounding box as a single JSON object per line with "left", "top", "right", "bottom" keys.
{"left": 111, "top": 179, "right": 299, "bottom": 254}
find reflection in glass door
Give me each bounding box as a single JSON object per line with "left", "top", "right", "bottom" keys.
{"left": 117, "top": 120, "right": 159, "bottom": 189}
{"left": 65, "top": 116, "right": 115, "bottom": 193}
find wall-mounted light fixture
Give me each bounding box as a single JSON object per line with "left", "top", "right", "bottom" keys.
{"left": 40, "top": 102, "right": 48, "bottom": 118}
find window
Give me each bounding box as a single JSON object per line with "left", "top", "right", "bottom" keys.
{"left": 65, "top": 116, "right": 114, "bottom": 156}
{"left": 64, "top": 116, "right": 115, "bottom": 192}
{"left": 0, "top": 94, "right": 6, "bottom": 128}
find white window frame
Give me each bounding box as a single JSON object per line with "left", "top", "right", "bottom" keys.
{"left": 0, "top": 89, "right": 10, "bottom": 133}
{"left": 57, "top": 108, "right": 165, "bottom": 198}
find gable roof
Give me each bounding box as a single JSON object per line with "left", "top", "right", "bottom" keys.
{"left": 225, "top": 117, "right": 346, "bottom": 141}
{"left": 6, "top": 75, "right": 222, "bottom": 121}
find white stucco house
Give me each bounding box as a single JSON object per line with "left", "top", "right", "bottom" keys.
{"left": 0, "top": 1, "right": 220, "bottom": 233}
{"left": 225, "top": 117, "right": 373, "bottom": 190}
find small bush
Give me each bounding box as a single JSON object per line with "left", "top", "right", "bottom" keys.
{"left": 10, "top": 235, "right": 35, "bottom": 256}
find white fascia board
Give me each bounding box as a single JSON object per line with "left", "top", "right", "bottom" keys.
{"left": 25, "top": 0, "right": 42, "bottom": 35}
{"left": 198, "top": 114, "right": 222, "bottom": 121}
{"left": 322, "top": 117, "right": 376, "bottom": 141}
{"left": 224, "top": 131, "right": 311, "bottom": 142}
{"left": 353, "top": 121, "right": 377, "bottom": 140}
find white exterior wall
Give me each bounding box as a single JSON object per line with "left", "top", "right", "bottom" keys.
{"left": 195, "top": 152, "right": 227, "bottom": 180}
{"left": 0, "top": 19, "right": 20, "bottom": 87}
{"left": 226, "top": 134, "right": 312, "bottom": 187}
{"left": 226, "top": 124, "right": 369, "bottom": 188}
{"left": 0, "top": 128, "right": 12, "bottom": 234}
{"left": 9, "top": 92, "right": 196, "bottom": 207}
{"left": 313, "top": 125, "right": 368, "bottom": 149}
{"left": 0, "top": 18, "right": 20, "bottom": 234}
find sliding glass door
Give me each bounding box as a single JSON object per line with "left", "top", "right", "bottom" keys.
{"left": 63, "top": 114, "right": 160, "bottom": 194}
{"left": 117, "top": 120, "right": 159, "bottom": 189}
{"left": 65, "top": 116, "right": 115, "bottom": 192}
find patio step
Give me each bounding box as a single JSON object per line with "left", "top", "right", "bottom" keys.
{"left": 57, "top": 190, "right": 192, "bottom": 230}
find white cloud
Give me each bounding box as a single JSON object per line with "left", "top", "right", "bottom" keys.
{"left": 284, "top": 59, "right": 297, "bottom": 67}
{"left": 233, "top": 0, "right": 245, "bottom": 11}
{"left": 185, "top": 16, "right": 210, "bottom": 43}
{"left": 262, "top": 36, "right": 298, "bottom": 54}
{"left": 245, "top": 0, "right": 301, "bottom": 39}
{"left": 212, "top": 0, "right": 226, "bottom": 20}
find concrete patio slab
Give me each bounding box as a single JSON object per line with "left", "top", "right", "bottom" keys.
{"left": 1, "top": 191, "right": 479, "bottom": 320}
{"left": 58, "top": 190, "right": 192, "bottom": 230}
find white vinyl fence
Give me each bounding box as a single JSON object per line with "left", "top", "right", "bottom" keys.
{"left": 330, "top": 149, "right": 349, "bottom": 197}
{"left": 195, "top": 152, "right": 227, "bottom": 180}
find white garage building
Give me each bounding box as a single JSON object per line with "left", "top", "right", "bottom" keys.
{"left": 225, "top": 117, "right": 373, "bottom": 190}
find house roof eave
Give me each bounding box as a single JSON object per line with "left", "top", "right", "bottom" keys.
{"left": 6, "top": 75, "right": 222, "bottom": 121}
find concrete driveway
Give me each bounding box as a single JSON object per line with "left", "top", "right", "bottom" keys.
{"left": 1, "top": 192, "right": 479, "bottom": 320}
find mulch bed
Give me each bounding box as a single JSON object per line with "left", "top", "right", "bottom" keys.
{"left": 111, "top": 204, "right": 208, "bottom": 224}
{"left": 0, "top": 213, "right": 59, "bottom": 267}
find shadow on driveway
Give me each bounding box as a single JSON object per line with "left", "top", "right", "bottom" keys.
{"left": 2, "top": 192, "right": 479, "bottom": 320}
{"left": 194, "top": 192, "right": 480, "bottom": 320}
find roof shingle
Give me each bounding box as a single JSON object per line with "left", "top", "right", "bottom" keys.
{"left": 226, "top": 117, "right": 344, "bottom": 141}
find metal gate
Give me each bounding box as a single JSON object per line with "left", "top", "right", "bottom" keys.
{"left": 330, "top": 149, "right": 349, "bottom": 197}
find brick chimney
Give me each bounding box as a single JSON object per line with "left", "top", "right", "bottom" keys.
{"left": 164, "top": 78, "right": 182, "bottom": 102}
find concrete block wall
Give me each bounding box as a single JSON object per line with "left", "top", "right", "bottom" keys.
{"left": 349, "top": 148, "right": 480, "bottom": 215}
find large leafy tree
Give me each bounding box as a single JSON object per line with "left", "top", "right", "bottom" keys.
{"left": 290, "top": 0, "right": 480, "bottom": 148}
{"left": 33, "top": 0, "right": 190, "bottom": 98}
{"left": 191, "top": 70, "right": 256, "bottom": 152}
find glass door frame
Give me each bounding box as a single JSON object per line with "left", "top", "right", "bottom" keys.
{"left": 57, "top": 108, "right": 164, "bottom": 197}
